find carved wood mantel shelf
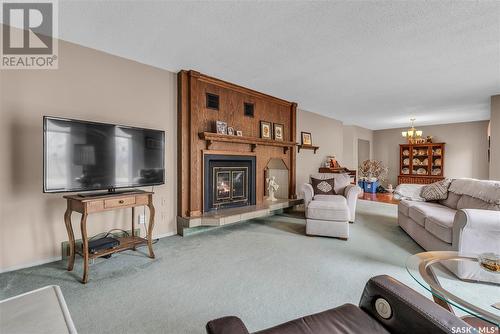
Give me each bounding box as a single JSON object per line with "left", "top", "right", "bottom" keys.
{"left": 199, "top": 132, "right": 296, "bottom": 153}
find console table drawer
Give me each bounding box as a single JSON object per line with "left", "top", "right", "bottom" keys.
{"left": 104, "top": 196, "right": 136, "bottom": 209}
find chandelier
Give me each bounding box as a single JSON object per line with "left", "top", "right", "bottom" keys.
{"left": 401, "top": 118, "right": 423, "bottom": 143}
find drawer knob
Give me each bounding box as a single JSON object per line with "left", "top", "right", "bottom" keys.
{"left": 118, "top": 200, "right": 124, "bottom": 204}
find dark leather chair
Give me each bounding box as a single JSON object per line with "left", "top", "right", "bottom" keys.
{"left": 206, "top": 275, "right": 474, "bottom": 334}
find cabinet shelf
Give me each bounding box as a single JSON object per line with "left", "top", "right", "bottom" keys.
{"left": 76, "top": 236, "right": 148, "bottom": 259}
{"left": 399, "top": 143, "right": 445, "bottom": 184}
{"left": 199, "top": 132, "right": 296, "bottom": 153}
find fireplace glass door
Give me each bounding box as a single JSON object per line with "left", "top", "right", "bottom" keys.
{"left": 213, "top": 167, "right": 248, "bottom": 207}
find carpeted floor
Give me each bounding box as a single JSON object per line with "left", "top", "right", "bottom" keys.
{"left": 0, "top": 200, "right": 427, "bottom": 334}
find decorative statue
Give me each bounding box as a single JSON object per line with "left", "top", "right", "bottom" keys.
{"left": 266, "top": 176, "right": 279, "bottom": 201}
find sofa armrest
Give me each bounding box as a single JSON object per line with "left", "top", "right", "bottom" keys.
{"left": 359, "top": 275, "right": 473, "bottom": 334}
{"left": 344, "top": 184, "right": 362, "bottom": 222}
{"left": 301, "top": 183, "right": 314, "bottom": 208}
{"left": 453, "top": 209, "right": 500, "bottom": 254}
{"left": 206, "top": 316, "right": 250, "bottom": 334}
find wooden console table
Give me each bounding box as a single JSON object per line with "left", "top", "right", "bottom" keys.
{"left": 63, "top": 191, "right": 155, "bottom": 283}
{"left": 318, "top": 167, "right": 357, "bottom": 184}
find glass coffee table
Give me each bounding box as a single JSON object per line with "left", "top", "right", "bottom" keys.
{"left": 406, "top": 251, "right": 500, "bottom": 327}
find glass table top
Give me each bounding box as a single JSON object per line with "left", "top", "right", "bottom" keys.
{"left": 406, "top": 251, "right": 500, "bottom": 326}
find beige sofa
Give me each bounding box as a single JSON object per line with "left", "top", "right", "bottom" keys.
{"left": 398, "top": 178, "right": 500, "bottom": 254}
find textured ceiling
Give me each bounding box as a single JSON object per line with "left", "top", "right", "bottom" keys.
{"left": 54, "top": 1, "right": 500, "bottom": 129}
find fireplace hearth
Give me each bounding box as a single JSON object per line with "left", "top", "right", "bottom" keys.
{"left": 204, "top": 155, "right": 256, "bottom": 212}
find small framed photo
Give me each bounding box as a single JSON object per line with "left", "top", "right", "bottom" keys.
{"left": 273, "top": 123, "right": 284, "bottom": 141}
{"left": 236, "top": 130, "right": 243, "bottom": 136}
{"left": 216, "top": 121, "right": 227, "bottom": 135}
{"left": 260, "top": 121, "right": 272, "bottom": 139}
{"left": 227, "top": 127, "right": 235, "bottom": 135}
{"left": 301, "top": 131, "right": 312, "bottom": 145}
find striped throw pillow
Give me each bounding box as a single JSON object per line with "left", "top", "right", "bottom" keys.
{"left": 421, "top": 179, "right": 452, "bottom": 201}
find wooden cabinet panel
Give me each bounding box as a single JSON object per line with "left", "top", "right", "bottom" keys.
{"left": 399, "top": 143, "right": 445, "bottom": 185}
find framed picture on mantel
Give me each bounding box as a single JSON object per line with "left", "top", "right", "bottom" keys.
{"left": 260, "top": 121, "right": 271, "bottom": 139}
{"left": 273, "top": 123, "right": 284, "bottom": 141}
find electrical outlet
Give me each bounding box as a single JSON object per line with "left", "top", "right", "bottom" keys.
{"left": 138, "top": 214, "right": 146, "bottom": 225}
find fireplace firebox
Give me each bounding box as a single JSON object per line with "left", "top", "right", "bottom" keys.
{"left": 204, "top": 155, "right": 256, "bottom": 212}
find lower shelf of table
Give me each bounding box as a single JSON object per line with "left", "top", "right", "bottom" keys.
{"left": 76, "top": 236, "right": 149, "bottom": 259}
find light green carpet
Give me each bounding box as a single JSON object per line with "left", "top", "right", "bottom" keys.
{"left": 0, "top": 201, "right": 427, "bottom": 334}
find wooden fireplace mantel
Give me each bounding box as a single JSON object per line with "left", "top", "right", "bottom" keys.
{"left": 199, "top": 132, "right": 297, "bottom": 153}
{"left": 178, "top": 70, "right": 297, "bottom": 218}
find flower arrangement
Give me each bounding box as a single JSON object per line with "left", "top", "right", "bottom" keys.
{"left": 358, "top": 160, "right": 388, "bottom": 182}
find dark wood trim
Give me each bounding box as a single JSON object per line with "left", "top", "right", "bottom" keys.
{"left": 199, "top": 132, "right": 296, "bottom": 153}
{"left": 289, "top": 102, "right": 297, "bottom": 199}
{"left": 178, "top": 70, "right": 298, "bottom": 217}
{"left": 195, "top": 71, "right": 293, "bottom": 107}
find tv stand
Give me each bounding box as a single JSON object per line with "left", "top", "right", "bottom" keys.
{"left": 63, "top": 191, "right": 155, "bottom": 283}
{"left": 77, "top": 188, "right": 145, "bottom": 198}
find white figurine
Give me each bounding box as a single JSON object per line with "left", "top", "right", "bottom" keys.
{"left": 266, "top": 176, "right": 279, "bottom": 201}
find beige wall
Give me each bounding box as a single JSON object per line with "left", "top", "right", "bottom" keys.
{"left": 373, "top": 121, "right": 490, "bottom": 186}
{"left": 490, "top": 95, "right": 500, "bottom": 181}
{"left": 0, "top": 40, "right": 177, "bottom": 271}
{"left": 296, "top": 109, "right": 344, "bottom": 192}
{"left": 342, "top": 125, "right": 373, "bottom": 170}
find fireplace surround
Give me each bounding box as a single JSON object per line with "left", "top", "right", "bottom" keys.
{"left": 204, "top": 154, "right": 256, "bottom": 212}
{"left": 178, "top": 70, "right": 297, "bottom": 219}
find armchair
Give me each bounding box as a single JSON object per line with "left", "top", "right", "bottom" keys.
{"left": 301, "top": 173, "right": 361, "bottom": 222}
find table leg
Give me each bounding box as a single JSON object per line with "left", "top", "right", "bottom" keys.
{"left": 64, "top": 206, "right": 75, "bottom": 271}
{"left": 147, "top": 201, "right": 156, "bottom": 259}
{"left": 428, "top": 264, "right": 454, "bottom": 314}
{"left": 432, "top": 294, "right": 453, "bottom": 312}
{"left": 80, "top": 213, "right": 89, "bottom": 284}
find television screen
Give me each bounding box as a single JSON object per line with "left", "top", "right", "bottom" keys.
{"left": 43, "top": 117, "right": 165, "bottom": 193}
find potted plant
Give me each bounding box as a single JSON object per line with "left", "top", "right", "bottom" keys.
{"left": 358, "top": 161, "right": 370, "bottom": 190}
{"left": 358, "top": 160, "right": 388, "bottom": 193}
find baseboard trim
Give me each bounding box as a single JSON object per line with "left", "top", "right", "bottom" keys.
{"left": 0, "top": 256, "right": 62, "bottom": 274}
{"left": 154, "top": 231, "right": 177, "bottom": 239}
{"left": 0, "top": 231, "right": 177, "bottom": 274}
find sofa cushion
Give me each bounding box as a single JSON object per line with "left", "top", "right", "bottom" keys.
{"left": 314, "top": 194, "right": 345, "bottom": 202}
{"left": 420, "top": 179, "right": 452, "bottom": 201}
{"left": 306, "top": 197, "right": 349, "bottom": 221}
{"left": 439, "top": 192, "right": 461, "bottom": 209}
{"left": 456, "top": 195, "right": 500, "bottom": 211}
{"left": 398, "top": 199, "right": 417, "bottom": 216}
{"left": 424, "top": 206, "right": 457, "bottom": 244}
{"left": 311, "top": 177, "right": 336, "bottom": 195}
{"left": 408, "top": 202, "right": 444, "bottom": 227}
{"left": 310, "top": 173, "right": 350, "bottom": 197}
{"left": 449, "top": 178, "right": 500, "bottom": 205}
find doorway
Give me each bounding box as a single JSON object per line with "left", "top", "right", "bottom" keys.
{"left": 357, "top": 139, "right": 370, "bottom": 167}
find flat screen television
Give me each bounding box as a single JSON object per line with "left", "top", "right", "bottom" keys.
{"left": 43, "top": 116, "right": 165, "bottom": 193}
